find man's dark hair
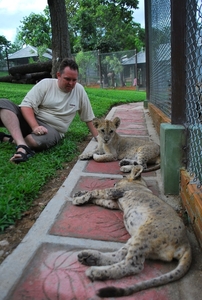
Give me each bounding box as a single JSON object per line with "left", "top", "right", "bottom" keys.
{"left": 58, "top": 58, "right": 79, "bottom": 74}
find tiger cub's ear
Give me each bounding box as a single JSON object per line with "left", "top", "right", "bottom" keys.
{"left": 113, "top": 117, "right": 121, "bottom": 128}
{"left": 93, "top": 118, "right": 101, "bottom": 128}
{"left": 127, "top": 165, "right": 144, "bottom": 180}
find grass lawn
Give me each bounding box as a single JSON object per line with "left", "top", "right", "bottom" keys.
{"left": 0, "top": 71, "right": 8, "bottom": 77}
{"left": 0, "top": 82, "right": 146, "bottom": 231}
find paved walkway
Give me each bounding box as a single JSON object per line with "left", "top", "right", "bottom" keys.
{"left": 0, "top": 103, "right": 201, "bottom": 300}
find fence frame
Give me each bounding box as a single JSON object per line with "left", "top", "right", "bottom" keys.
{"left": 145, "top": 0, "right": 187, "bottom": 124}
{"left": 171, "top": 0, "right": 187, "bottom": 124}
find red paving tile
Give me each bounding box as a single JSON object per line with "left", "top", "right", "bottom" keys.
{"left": 9, "top": 243, "right": 172, "bottom": 300}
{"left": 72, "top": 176, "right": 119, "bottom": 194}
{"left": 50, "top": 175, "right": 127, "bottom": 242}
{"left": 117, "top": 128, "right": 148, "bottom": 135}
{"left": 105, "top": 107, "right": 148, "bottom": 135}
{"left": 114, "top": 107, "right": 144, "bottom": 116}
{"left": 84, "top": 160, "right": 122, "bottom": 174}
{"left": 50, "top": 176, "right": 159, "bottom": 241}
{"left": 115, "top": 115, "right": 145, "bottom": 123}
{"left": 50, "top": 202, "right": 130, "bottom": 242}
{"left": 118, "top": 122, "right": 146, "bottom": 128}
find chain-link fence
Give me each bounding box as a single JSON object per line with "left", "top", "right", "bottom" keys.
{"left": 147, "top": 0, "right": 202, "bottom": 186}
{"left": 185, "top": 0, "right": 202, "bottom": 186}
{"left": 1, "top": 49, "right": 146, "bottom": 89}
{"left": 73, "top": 49, "right": 145, "bottom": 88}
{"left": 148, "top": 0, "right": 171, "bottom": 118}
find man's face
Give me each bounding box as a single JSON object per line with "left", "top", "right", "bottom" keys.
{"left": 57, "top": 66, "right": 78, "bottom": 93}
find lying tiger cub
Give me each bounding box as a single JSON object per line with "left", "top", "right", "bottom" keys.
{"left": 72, "top": 165, "right": 191, "bottom": 298}
{"left": 79, "top": 117, "right": 160, "bottom": 172}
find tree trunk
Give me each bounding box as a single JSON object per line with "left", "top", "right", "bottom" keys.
{"left": 48, "top": 0, "right": 71, "bottom": 78}
{"left": 9, "top": 61, "right": 52, "bottom": 76}
{"left": 0, "top": 75, "right": 13, "bottom": 83}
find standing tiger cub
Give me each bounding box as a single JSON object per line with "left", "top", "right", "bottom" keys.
{"left": 79, "top": 117, "right": 160, "bottom": 172}
{"left": 72, "top": 165, "right": 191, "bottom": 298}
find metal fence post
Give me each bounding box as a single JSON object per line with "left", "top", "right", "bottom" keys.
{"left": 98, "top": 49, "right": 102, "bottom": 88}
{"left": 171, "top": 0, "right": 186, "bottom": 124}
{"left": 144, "top": 0, "right": 151, "bottom": 102}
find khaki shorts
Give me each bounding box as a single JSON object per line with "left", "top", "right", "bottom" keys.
{"left": 0, "top": 98, "right": 61, "bottom": 151}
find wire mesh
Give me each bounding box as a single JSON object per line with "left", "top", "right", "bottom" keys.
{"left": 149, "top": 0, "right": 171, "bottom": 118}
{"left": 148, "top": 0, "right": 202, "bottom": 186}
{"left": 185, "top": 0, "right": 202, "bottom": 187}
{"left": 73, "top": 49, "right": 145, "bottom": 89}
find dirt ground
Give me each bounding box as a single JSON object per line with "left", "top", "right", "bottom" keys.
{"left": 0, "top": 137, "right": 90, "bottom": 265}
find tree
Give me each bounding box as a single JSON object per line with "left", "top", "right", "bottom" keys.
{"left": 48, "top": 0, "right": 71, "bottom": 77}
{"left": 18, "top": 13, "right": 51, "bottom": 48}
{"left": 13, "top": 0, "right": 144, "bottom": 76}
{"left": 8, "top": 31, "right": 23, "bottom": 54}
{"left": 0, "top": 35, "right": 11, "bottom": 70}
{"left": 102, "top": 55, "right": 124, "bottom": 87}
{"left": 69, "top": 0, "right": 144, "bottom": 52}
{"left": 75, "top": 51, "right": 97, "bottom": 85}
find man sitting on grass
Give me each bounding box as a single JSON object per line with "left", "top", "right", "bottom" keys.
{"left": 0, "top": 58, "right": 98, "bottom": 163}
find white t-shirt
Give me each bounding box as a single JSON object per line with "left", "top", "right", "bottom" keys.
{"left": 20, "top": 79, "right": 95, "bottom": 136}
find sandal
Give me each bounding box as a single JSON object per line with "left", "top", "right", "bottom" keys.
{"left": 11, "top": 145, "right": 35, "bottom": 164}
{"left": 0, "top": 132, "right": 13, "bottom": 143}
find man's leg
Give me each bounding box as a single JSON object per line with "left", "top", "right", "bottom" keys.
{"left": 0, "top": 108, "right": 36, "bottom": 162}
{"left": 0, "top": 100, "right": 61, "bottom": 162}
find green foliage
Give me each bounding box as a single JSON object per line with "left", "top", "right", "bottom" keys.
{"left": 103, "top": 56, "right": 123, "bottom": 74}
{"left": 18, "top": 13, "right": 51, "bottom": 48}
{"left": 11, "top": 0, "right": 144, "bottom": 54}
{"left": 0, "top": 35, "right": 11, "bottom": 62}
{"left": 71, "top": 0, "right": 144, "bottom": 52}
{"left": 0, "top": 82, "right": 145, "bottom": 231}
{"left": 75, "top": 51, "right": 97, "bottom": 84}
{"left": 100, "top": 0, "right": 139, "bottom": 8}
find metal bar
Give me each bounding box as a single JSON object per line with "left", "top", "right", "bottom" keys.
{"left": 144, "top": 0, "right": 151, "bottom": 101}
{"left": 171, "top": 0, "right": 186, "bottom": 124}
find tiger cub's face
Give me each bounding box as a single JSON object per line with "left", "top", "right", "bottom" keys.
{"left": 92, "top": 117, "right": 121, "bottom": 144}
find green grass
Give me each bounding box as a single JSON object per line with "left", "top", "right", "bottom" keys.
{"left": 0, "top": 71, "right": 9, "bottom": 77}
{"left": 0, "top": 82, "right": 146, "bottom": 231}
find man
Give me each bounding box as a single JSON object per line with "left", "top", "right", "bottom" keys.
{"left": 0, "top": 58, "right": 98, "bottom": 163}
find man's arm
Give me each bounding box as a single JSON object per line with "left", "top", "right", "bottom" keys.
{"left": 86, "top": 121, "right": 98, "bottom": 141}
{"left": 21, "top": 107, "right": 48, "bottom": 135}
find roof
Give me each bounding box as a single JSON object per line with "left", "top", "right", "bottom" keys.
{"left": 8, "top": 45, "right": 52, "bottom": 60}
{"left": 121, "top": 50, "right": 146, "bottom": 65}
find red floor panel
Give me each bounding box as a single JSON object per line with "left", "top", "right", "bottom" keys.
{"left": 72, "top": 176, "right": 119, "bottom": 194}
{"left": 50, "top": 176, "right": 159, "bottom": 241}
{"left": 117, "top": 128, "right": 148, "bottom": 135}
{"left": 84, "top": 160, "right": 122, "bottom": 174}
{"left": 51, "top": 175, "right": 127, "bottom": 242}
{"left": 9, "top": 243, "right": 172, "bottom": 300}
{"left": 50, "top": 202, "right": 130, "bottom": 242}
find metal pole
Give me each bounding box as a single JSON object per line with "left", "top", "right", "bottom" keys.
{"left": 98, "top": 49, "right": 102, "bottom": 88}
{"left": 5, "top": 47, "right": 10, "bottom": 71}
{"left": 171, "top": 0, "right": 186, "bottom": 124}
{"left": 135, "top": 49, "right": 139, "bottom": 90}
{"left": 144, "top": 0, "right": 151, "bottom": 100}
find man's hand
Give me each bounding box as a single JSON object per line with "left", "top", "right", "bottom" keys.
{"left": 32, "top": 125, "right": 48, "bottom": 135}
